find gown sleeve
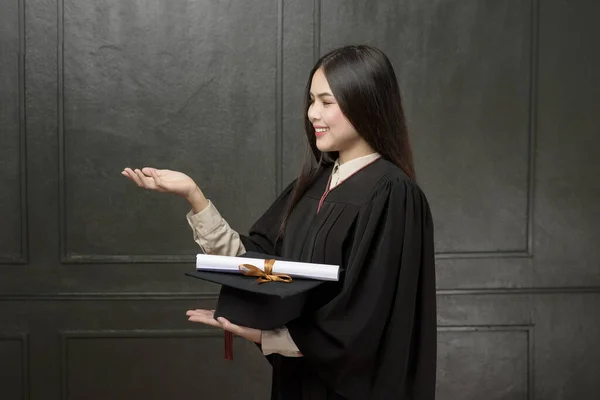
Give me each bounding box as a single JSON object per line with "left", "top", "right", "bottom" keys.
{"left": 239, "top": 179, "right": 297, "bottom": 257}
{"left": 286, "top": 175, "right": 437, "bottom": 399}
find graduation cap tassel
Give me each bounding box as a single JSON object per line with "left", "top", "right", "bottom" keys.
{"left": 224, "top": 331, "right": 233, "bottom": 360}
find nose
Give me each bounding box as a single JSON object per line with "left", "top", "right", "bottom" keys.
{"left": 307, "top": 103, "right": 320, "bottom": 123}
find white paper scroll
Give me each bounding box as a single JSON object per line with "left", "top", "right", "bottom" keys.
{"left": 196, "top": 254, "right": 340, "bottom": 282}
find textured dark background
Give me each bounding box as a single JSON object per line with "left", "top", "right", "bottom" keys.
{"left": 1, "top": 0, "right": 599, "bottom": 399}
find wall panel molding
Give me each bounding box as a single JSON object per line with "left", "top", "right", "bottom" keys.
{"left": 313, "top": 0, "right": 539, "bottom": 261}
{"left": 0, "top": 333, "right": 30, "bottom": 400}
{"left": 56, "top": 0, "right": 284, "bottom": 264}
{"left": 0, "top": 292, "right": 219, "bottom": 301}
{"left": 0, "top": 285, "right": 599, "bottom": 301}
{"left": 313, "top": 0, "right": 321, "bottom": 62}
{"left": 436, "top": 0, "right": 539, "bottom": 260}
{"left": 526, "top": 0, "right": 540, "bottom": 258}
{"left": 275, "top": 0, "right": 284, "bottom": 194}
{"left": 437, "top": 325, "right": 534, "bottom": 400}
{"left": 60, "top": 329, "right": 223, "bottom": 400}
{"left": 0, "top": 0, "right": 28, "bottom": 265}
{"left": 56, "top": 0, "right": 196, "bottom": 264}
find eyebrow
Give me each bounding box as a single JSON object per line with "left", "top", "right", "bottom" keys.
{"left": 310, "top": 92, "right": 334, "bottom": 98}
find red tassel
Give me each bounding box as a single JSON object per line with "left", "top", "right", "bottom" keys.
{"left": 224, "top": 331, "right": 233, "bottom": 360}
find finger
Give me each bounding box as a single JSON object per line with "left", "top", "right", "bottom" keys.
{"left": 185, "top": 310, "right": 216, "bottom": 320}
{"left": 187, "top": 315, "right": 222, "bottom": 329}
{"left": 123, "top": 168, "right": 144, "bottom": 187}
{"left": 144, "top": 168, "right": 169, "bottom": 193}
{"left": 187, "top": 309, "right": 213, "bottom": 314}
{"left": 143, "top": 167, "right": 169, "bottom": 177}
{"left": 186, "top": 309, "right": 214, "bottom": 317}
{"left": 123, "top": 168, "right": 137, "bottom": 176}
{"left": 187, "top": 315, "right": 220, "bottom": 327}
{"left": 188, "top": 314, "right": 221, "bottom": 328}
{"left": 148, "top": 168, "right": 162, "bottom": 188}
{"left": 134, "top": 169, "right": 155, "bottom": 189}
{"left": 196, "top": 310, "right": 216, "bottom": 319}
{"left": 141, "top": 167, "right": 156, "bottom": 176}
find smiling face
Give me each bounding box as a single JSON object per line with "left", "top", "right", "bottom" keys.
{"left": 307, "top": 68, "right": 374, "bottom": 164}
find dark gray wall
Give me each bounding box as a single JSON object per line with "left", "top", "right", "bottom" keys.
{"left": 1, "top": 0, "right": 598, "bottom": 399}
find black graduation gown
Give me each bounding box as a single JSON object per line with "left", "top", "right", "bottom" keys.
{"left": 240, "top": 158, "right": 437, "bottom": 400}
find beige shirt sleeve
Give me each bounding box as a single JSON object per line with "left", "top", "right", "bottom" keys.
{"left": 261, "top": 326, "right": 302, "bottom": 357}
{"left": 186, "top": 200, "right": 246, "bottom": 256}
{"left": 185, "top": 200, "right": 301, "bottom": 356}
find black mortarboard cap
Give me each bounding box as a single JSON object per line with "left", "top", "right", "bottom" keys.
{"left": 185, "top": 251, "right": 331, "bottom": 330}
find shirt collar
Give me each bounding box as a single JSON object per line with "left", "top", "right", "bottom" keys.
{"left": 332, "top": 152, "right": 381, "bottom": 182}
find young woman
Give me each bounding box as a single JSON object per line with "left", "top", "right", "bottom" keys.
{"left": 123, "top": 45, "right": 436, "bottom": 399}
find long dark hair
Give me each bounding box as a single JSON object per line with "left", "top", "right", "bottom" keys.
{"left": 277, "top": 44, "right": 415, "bottom": 238}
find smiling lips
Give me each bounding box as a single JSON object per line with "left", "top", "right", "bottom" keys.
{"left": 314, "top": 126, "right": 329, "bottom": 137}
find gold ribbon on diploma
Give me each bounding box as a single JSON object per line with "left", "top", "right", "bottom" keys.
{"left": 238, "top": 259, "right": 292, "bottom": 283}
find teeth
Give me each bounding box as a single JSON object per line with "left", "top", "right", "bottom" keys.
{"left": 315, "top": 128, "right": 329, "bottom": 133}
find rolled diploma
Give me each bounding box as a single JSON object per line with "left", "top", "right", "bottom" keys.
{"left": 196, "top": 254, "right": 339, "bottom": 281}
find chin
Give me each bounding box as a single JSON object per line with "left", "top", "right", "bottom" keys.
{"left": 315, "top": 138, "right": 336, "bottom": 153}
{"left": 316, "top": 145, "right": 336, "bottom": 153}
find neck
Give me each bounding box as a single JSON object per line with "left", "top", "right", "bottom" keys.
{"left": 338, "top": 141, "right": 377, "bottom": 165}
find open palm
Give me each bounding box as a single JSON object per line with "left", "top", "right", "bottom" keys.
{"left": 122, "top": 167, "right": 196, "bottom": 198}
